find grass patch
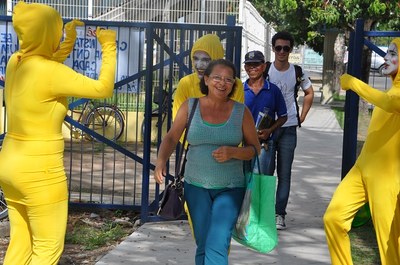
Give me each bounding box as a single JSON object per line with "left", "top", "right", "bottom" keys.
{"left": 332, "top": 106, "right": 345, "bottom": 129}
{"left": 64, "top": 208, "right": 137, "bottom": 251}
{"left": 333, "top": 93, "right": 346, "bottom": 101}
{"left": 350, "top": 220, "right": 380, "bottom": 264}
{"left": 66, "top": 221, "right": 127, "bottom": 250}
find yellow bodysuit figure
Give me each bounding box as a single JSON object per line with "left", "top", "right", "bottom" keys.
{"left": 172, "top": 34, "right": 244, "bottom": 119}
{"left": 324, "top": 38, "right": 400, "bottom": 265}
{"left": 0, "top": 2, "right": 116, "bottom": 264}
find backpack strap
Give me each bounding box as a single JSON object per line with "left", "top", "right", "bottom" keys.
{"left": 293, "top": 64, "right": 303, "bottom": 127}
{"left": 263, "top": 61, "right": 271, "bottom": 80}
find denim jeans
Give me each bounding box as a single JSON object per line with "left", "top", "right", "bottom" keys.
{"left": 271, "top": 126, "right": 297, "bottom": 216}
{"left": 253, "top": 139, "right": 274, "bottom": 176}
{"left": 184, "top": 182, "right": 245, "bottom": 265}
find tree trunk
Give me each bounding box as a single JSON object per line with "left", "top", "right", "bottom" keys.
{"left": 321, "top": 30, "right": 341, "bottom": 104}
{"left": 333, "top": 32, "right": 346, "bottom": 94}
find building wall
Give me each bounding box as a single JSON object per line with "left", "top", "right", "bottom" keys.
{"left": 238, "top": 1, "right": 275, "bottom": 80}
{"left": 8, "top": 0, "right": 241, "bottom": 24}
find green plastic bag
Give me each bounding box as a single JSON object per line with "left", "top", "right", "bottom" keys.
{"left": 232, "top": 156, "right": 278, "bottom": 253}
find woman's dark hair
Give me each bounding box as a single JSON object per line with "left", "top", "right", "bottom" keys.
{"left": 200, "top": 59, "right": 237, "bottom": 97}
{"left": 272, "top": 31, "right": 295, "bottom": 48}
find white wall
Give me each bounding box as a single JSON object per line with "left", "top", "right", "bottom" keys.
{"left": 238, "top": 1, "right": 275, "bottom": 81}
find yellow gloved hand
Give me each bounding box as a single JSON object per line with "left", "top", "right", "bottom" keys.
{"left": 340, "top": 73, "right": 356, "bottom": 91}
{"left": 64, "top": 19, "right": 84, "bottom": 38}
{"left": 96, "top": 27, "right": 116, "bottom": 45}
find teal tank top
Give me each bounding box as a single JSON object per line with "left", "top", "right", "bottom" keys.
{"left": 185, "top": 98, "right": 245, "bottom": 189}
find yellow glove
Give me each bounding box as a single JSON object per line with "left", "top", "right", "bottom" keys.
{"left": 340, "top": 73, "right": 356, "bottom": 91}
{"left": 96, "top": 27, "right": 116, "bottom": 45}
{"left": 64, "top": 19, "right": 84, "bottom": 39}
{"left": 52, "top": 20, "right": 84, "bottom": 62}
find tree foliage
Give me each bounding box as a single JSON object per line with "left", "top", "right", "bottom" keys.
{"left": 250, "top": 0, "right": 400, "bottom": 53}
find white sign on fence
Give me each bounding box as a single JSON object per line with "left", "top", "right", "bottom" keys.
{"left": 0, "top": 22, "right": 143, "bottom": 93}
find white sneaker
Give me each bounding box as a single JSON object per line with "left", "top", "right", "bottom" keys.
{"left": 276, "top": 214, "right": 286, "bottom": 230}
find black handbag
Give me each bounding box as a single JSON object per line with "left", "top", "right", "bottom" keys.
{"left": 157, "top": 98, "right": 198, "bottom": 220}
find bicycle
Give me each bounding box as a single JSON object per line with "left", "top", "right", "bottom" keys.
{"left": 0, "top": 134, "right": 8, "bottom": 220}
{"left": 65, "top": 99, "right": 125, "bottom": 142}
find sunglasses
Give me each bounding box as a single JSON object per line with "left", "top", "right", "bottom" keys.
{"left": 274, "top": 45, "right": 291, "bottom": 53}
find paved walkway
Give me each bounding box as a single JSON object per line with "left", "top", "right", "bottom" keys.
{"left": 96, "top": 101, "right": 343, "bottom": 265}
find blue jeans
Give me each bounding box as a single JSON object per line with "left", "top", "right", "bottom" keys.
{"left": 253, "top": 139, "right": 275, "bottom": 176}
{"left": 270, "top": 126, "right": 297, "bottom": 216}
{"left": 184, "top": 182, "right": 245, "bottom": 265}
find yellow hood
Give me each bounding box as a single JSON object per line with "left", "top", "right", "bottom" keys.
{"left": 391, "top": 38, "right": 400, "bottom": 86}
{"left": 190, "top": 34, "right": 224, "bottom": 67}
{"left": 12, "top": 2, "right": 63, "bottom": 60}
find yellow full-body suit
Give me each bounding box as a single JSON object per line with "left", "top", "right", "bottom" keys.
{"left": 0, "top": 2, "right": 116, "bottom": 264}
{"left": 172, "top": 34, "right": 244, "bottom": 119}
{"left": 324, "top": 39, "right": 400, "bottom": 265}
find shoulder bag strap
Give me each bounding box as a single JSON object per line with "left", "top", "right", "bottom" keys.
{"left": 175, "top": 98, "right": 199, "bottom": 178}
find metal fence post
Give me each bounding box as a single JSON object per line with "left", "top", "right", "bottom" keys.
{"left": 341, "top": 19, "right": 363, "bottom": 179}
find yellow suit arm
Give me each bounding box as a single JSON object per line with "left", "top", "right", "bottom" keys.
{"left": 51, "top": 28, "right": 117, "bottom": 98}
{"left": 52, "top": 20, "right": 84, "bottom": 63}
{"left": 173, "top": 77, "right": 190, "bottom": 120}
{"left": 232, "top": 77, "right": 244, "bottom": 103}
{"left": 341, "top": 74, "right": 400, "bottom": 113}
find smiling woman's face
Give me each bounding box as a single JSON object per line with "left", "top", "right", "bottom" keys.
{"left": 192, "top": 51, "right": 211, "bottom": 79}
{"left": 205, "top": 64, "right": 235, "bottom": 99}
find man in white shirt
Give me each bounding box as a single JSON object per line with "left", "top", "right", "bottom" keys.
{"left": 265, "top": 31, "right": 314, "bottom": 230}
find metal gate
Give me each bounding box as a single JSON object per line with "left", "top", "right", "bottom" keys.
{"left": 0, "top": 16, "right": 242, "bottom": 223}
{"left": 342, "top": 19, "right": 400, "bottom": 177}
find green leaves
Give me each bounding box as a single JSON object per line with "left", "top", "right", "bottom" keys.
{"left": 249, "top": 0, "right": 400, "bottom": 53}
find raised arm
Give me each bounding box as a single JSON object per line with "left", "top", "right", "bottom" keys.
{"left": 51, "top": 27, "right": 117, "bottom": 99}
{"left": 52, "top": 20, "right": 84, "bottom": 63}
{"left": 341, "top": 73, "right": 400, "bottom": 113}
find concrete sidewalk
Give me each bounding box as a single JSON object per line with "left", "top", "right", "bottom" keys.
{"left": 96, "top": 102, "right": 343, "bottom": 265}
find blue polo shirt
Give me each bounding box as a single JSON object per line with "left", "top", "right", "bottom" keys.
{"left": 244, "top": 79, "right": 287, "bottom": 126}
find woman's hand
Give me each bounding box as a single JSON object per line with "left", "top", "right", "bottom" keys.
{"left": 212, "top": 146, "right": 232, "bottom": 163}
{"left": 154, "top": 162, "right": 166, "bottom": 184}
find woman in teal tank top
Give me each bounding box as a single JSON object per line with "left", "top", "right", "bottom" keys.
{"left": 154, "top": 59, "right": 260, "bottom": 265}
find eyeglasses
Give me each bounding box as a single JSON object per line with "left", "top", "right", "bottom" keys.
{"left": 210, "top": 75, "right": 235, "bottom": 85}
{"left": 274, "top": 45, "right": 291, "bottom": 53}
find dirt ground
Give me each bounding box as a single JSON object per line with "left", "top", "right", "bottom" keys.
{"left": 0, "top": 207, "right": 139, "bottom": 265}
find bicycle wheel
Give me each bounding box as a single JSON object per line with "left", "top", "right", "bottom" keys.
{"left": 0, "top": 188, "right": 8, "bottom": 220}
{"left": 85, "top": 106, "right": 125, "bottom": 141}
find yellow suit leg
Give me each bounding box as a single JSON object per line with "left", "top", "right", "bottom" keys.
{"left": 3, "top": 201, "right": 33, "bottom": 265}
{"left": 324, "top": 165, "right": 366, "bottom": 265}
{"left": 365, "top": 168, "right": 400, "bottom": 265}
{"left": 3, "top": 199, "right": 68, "bottom": 265}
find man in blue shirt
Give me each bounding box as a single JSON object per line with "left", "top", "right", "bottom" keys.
{"left": 243, "top": 50, "right": 287, "bottom": 175}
